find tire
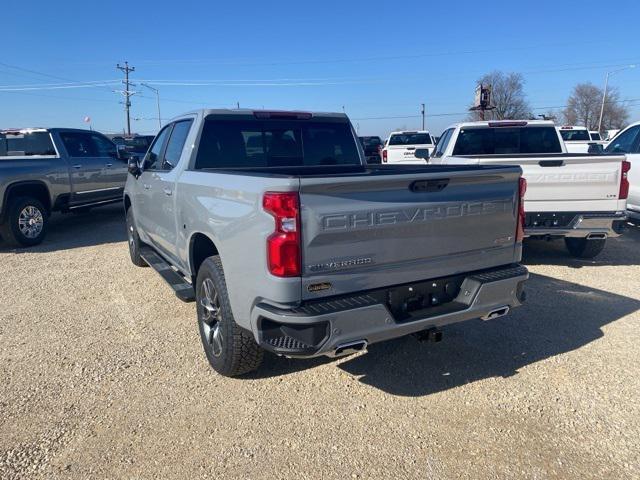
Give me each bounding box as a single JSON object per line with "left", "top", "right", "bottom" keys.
{"left": 196, "top": 256, "right": 263, "bottom": 376}
{"left": 126, "top": 208, "right": 147, "bottom": 267}
{"left": 0, "top": 196, "right": 48, "bottom": 247}
{"left": 564, "top": 237, "right": 606, "bottom": 259}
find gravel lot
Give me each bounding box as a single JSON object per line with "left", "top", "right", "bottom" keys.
{"left": 1, "top": 204, "right": 639, "bottom": 479}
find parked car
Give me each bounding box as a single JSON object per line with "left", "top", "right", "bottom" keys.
{"left": 381, "top": 130, "right": 435, "bottom": 164}
{"left": 429, "top": 120, "right": 628, "bottom": 258}
{"left": 106, "top": 134, "right": 155, "bottom": 160}
{"left": 558, "top": 125, "right": 601, "bottom": 153}
{"left": 124, "top": 109, "right": 528, "bottom": 376}
{"left": 604, "top": 121, "right": 639, "bottom": 221}
{"left": 358, "top": 136, "right": 383, "bottom": 163}
{"left": 0, "top": 128, "right": 127, "bottom": 246}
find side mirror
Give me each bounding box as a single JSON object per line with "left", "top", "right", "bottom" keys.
{"left": 414, "top": 148, "right": 430, "bottom": 160}
{"left": 128, "top": 158, "right": 141, "bottom": 177}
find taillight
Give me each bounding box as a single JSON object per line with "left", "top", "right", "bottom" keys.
{"left": 516, "top": 177, "right": 527, "bottom": 243}
{"left": 382, "top": 149, "right": 387, "bottom": 163}
{"left": 263, "top": 192, "right": 301, "bottom": 277}
{"left": 619, "top": 160, "right": 631, "bottom": 200}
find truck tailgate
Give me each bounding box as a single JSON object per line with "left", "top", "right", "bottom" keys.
{"left": 298, "top": 166, "right": 521, "bottom": 300}
{"left": 450, "top": 154, "right": 625, "bottom": 210}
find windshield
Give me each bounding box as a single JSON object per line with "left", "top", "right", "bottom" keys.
{"left": 0, "top": 131, "right": 56, "bottom": 156}
{"left": 559, "top": 129, "right": 590, "bottom": 141}
{"left": 195, "top": 117, "right": 360, "bottom": 169}
{"left": 452, "top": 126, "right": 563, "bottom": 155}
{"left": 388, "top": 133, "right": 432, "bottom": 146}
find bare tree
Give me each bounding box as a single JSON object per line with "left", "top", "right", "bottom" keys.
{"left": 469, "top": 71, "right": 532, "bottom": 121}
{"left": 562, "top": 83, "right": 629, "bottom": 131}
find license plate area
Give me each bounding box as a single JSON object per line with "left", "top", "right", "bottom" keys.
{"left": 387, "top": 275, "right": 464, "bottom": 321}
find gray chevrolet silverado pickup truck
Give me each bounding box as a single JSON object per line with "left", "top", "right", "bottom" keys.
{"left": 124, "top": 109, "right": 529, "bottom": 376}
{"left": 0, "top": 128, "right": 128, "bottom": 246}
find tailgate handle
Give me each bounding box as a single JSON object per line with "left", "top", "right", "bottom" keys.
{"left": 406, "top": 146, "right": 416, "bottom": 150}
{"left": 538, "top": 160, "right": 565, "bottom": 167}
{"left": 411, "top": 179, "right": 449, "bottom": 193}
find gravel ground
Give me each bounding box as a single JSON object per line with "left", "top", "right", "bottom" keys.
{"left": 1, "top": 204, "right": 639, "bottom": 479}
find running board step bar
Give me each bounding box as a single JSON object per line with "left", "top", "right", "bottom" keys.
{"left": 139, "top": 246, "right": 195, "bottom": 302}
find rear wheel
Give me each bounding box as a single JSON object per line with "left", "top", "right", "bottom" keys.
{"left": 126, "top": 208, "right": 147, "bottom": 267}
{"left": 196, "top": 256, "right": 263, "bottom": 376}
{"left": 564, "top": 237, "right": 606, "bottom": 259}
{"left": 0, "top": 196, "right": 48, "bottom": 247}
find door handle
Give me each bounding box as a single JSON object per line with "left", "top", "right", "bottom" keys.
{"left": 163, "top": 188, "right": 172, "bottom": 196}
{"left": 72, "top": 164, "right": 82, "bottom": 169}
{"left": 143, "top": 184, "right": 151, "bottom": 190}
{"left": 106, "top": 163, "right": 113, "bottom": 168}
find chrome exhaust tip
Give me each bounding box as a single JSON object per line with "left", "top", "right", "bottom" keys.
{"left": 481, "top": 306, "right": 510, "bottom": 321}
{"left": 334, "top": 340, "right": 368, "bottom": 356}
{"left": 586, "top": 233, "right": 607, "bottom": 240}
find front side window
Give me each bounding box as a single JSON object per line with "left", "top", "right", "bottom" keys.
{"left": 0, "top": 131, "right": 56, "bottom": 157}
{"left": 143, "top": 126, "right": 172, "bottom": 170}
{"left": 194, "top": 118, "right": 359, "bottom": 169}
{"left": 60, "top": 132, "right": 94, "bottom": 157}
{"left": 91, "top": 134, "right": 117, "bottom": 158}
{"left": 605, "top": 126, "right": 640, "bottom": 154}
{"left": 432, "top": 128, "right": 453, "bottom": 158}
{"left": 590, "top": 132, "right": 602, "bottom": 141}
{"left": 162, "top": 120, "right": 193, "bottom": 170}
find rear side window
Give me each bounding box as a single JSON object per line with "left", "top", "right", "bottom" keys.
{"left": 194, "top": 118, "right": 360, "bottom": 169}
{"left": 388, "top": 133, "right": 432, "bottom": 145}
{"left": 452, "top": 127, "right": 562, "bottom": 155}
{"left": 559, "top": 129, "right": 590, "bottom": 141}
{"left": 0, "top": 132, "right": 56, "bottom": 156}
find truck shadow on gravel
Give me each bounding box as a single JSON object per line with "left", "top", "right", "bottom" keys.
{"left": 329, "top": 272, "right": 640, "bottom": 396}
{"left": 0, "top": 204, "right": 126, "bottom": 254}
{"left": 522, "top": 223, "right": 640, "bottom": 268}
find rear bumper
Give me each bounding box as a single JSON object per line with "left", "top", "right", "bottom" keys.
{"left": 250, "top": 264, "right": 528, "bottom": 358}
{"left": 524, "top": 211, "right": 626, "bottom": 238}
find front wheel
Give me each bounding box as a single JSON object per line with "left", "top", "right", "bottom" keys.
{"left": 564, "top": 237, "right": 606, "bottom": 259}
{"left": 196, "top": 256, "right": 263, "bottom": 377}
{"left": 0, "top": 196, "right": 48, "bottom": 247}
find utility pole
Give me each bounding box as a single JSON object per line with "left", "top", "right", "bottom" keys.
{"left": 598, "top": 65, "right": 636, "bottom": 134}
{"left": 141, "top": 83, "right": 161, "bottom": 130}
{"left": 116, "top": 61, "right": 136, "bottom": 135}
{"left": 421, "top": 103, "right": 425, "bottom": 130}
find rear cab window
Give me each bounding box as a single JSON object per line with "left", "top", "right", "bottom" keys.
{"left": 388, "top": 133, "right": 432, "bottom": 146}
{"left": 0, "top": 131, "right": 57, "bottom": 157}
{"left": 194, "top": 116, "right": 360, "bottom": 169}
{"left": 559, "top": 129, "right": 590, "bottom": 141}
{"left": 452, "top": 126, "right": 563, "bottom": 155}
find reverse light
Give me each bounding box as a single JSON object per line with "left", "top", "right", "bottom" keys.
{"left": 263, "top": 192, "right": 301, "bottom": 277}
{"left": 516, "top": 177, "right": 527, "bottom": 243}
{"left": 619, "top": 160, "right": 631, "bottom": 200}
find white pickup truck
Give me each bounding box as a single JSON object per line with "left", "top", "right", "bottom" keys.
{"left": 381, "top": 130, "right": 435, "bottom": 164}
{"left": 558, "top": 125, "right": 601, "bottom": 153}
{"left": 428, "top": 120, "right": 629, "bottom": 258}
{"left": 604, "top": 121, "right": 640, "bottom": 221}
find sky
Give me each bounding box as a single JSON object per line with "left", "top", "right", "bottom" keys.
{"left": 1, "top": 0, "right": 639, "bottom": 138}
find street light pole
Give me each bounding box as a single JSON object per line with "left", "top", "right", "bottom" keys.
{"left": 598, "top": 65, "right": 635, "bottom": 134}
{"left": 141, "top": 83, "right": 162, "bottom": 130}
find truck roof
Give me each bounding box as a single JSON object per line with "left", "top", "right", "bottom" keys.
{"left": 388, "top": 130, "right": 431, "bottom": 135}
{"left": 449, "top": 120, "right": 555, "bottom": 129}
{"left": 558, "top": 125, "right": 588, "bottom": 131}
{"left": 172, "top": 109, "right": 349, "bottom": 123}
